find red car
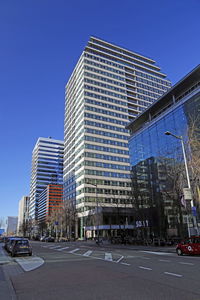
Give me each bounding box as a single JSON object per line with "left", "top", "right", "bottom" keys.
{"left": 176, "top": 236, "right": 200, "bottom": 255}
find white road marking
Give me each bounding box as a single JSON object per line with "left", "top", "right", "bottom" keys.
{"left": 15, "top": 256, "right": 44, "bottom": 272}
{"left": 140, "top": 251, "right": 173, "bottom": 256}
{"left": 83, "top": 250, "right": 93, "bottom": 257}
{"left": 56, "top": 247, "right": 70, "bottom": 251}
{"left": 116, "top": 256, "right": 124, "bottom": 263}
{"left": 49, "top": 246, "right": 61, "bottom": 249}
{"left": 69, "top": 248, "right": 80, "bottom": 254}
{"left": 179, "top": 262, "right": 194, "bottom": 266}
{"left": 139, "top": 266, "right": 152, "bottom": 271}
{"left": 159, "top": 259, "right": 170, "bottom": 262}
{"left": 164, "top": 272, "right": 183, "bottom": 277}
{"left": 121, "top": 262, "right": 130, "bottom": 266}
{"left": 105, "top": 253, "right": 113, "bottom": 261}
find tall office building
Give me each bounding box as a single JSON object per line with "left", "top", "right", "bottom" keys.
{"left": 64, "top": 36, "right": 171, "bottom": 238}
{"left": 17, "top": 196, "right": 30, "bottom": 235}
{"left": 38, "top": 184, "right": 63, "bottom": 224}
{"left": 29, "top": 137, "right": 64, "bottom": 221}
{"left": 6, "top": 216, "right": 18, "bottom": 235}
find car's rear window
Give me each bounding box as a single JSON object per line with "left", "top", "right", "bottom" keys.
{"left": 16, "top": 240, "right": 29, "bottom": 245}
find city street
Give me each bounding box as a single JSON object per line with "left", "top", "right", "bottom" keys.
{"left": 1, "top": 241, "right": 200, "bottom": 300}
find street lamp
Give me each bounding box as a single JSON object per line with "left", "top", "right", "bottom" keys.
{"left": 89, "top": 183, "right": 100, "bottom": 243}
{"left": 165, "top": 131, "right": 199, "bottom": 236}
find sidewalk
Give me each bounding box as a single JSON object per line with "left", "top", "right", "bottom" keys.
{"left": 0, "top": 245, "right": 16, "bottom": 300}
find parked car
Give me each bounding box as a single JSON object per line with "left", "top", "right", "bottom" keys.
{"left": 40, "top": 236, "right": 47, "bottom": 242}
{"left": 176, "top": 236, "right": 200, "bottom": 255}
{"left": 45, "top": 237, "right": 55, "bottom": 242}
{"left": 58, "top": 237, "right": 69, "bottom": 242}
{"left": 4, "top": 237, "right": 18, "bottom": 252}
{"left": 9, "top": 238, "right": 32, "bottom": 257}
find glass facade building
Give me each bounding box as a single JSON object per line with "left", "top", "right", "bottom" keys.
{"left": 29, "top": 137, "right": 64, "bottom": 221}
{"left": 127, "top": 65, "right": 200, "bottom": 238}
{"left": 64, "top": 36, "right": 170, "bottom": 238}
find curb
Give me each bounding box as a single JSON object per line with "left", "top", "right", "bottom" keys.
{"left": 1, "top": 265, "right": 17, "bottom": 300}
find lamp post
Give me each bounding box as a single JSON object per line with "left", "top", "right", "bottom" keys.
{"left": 165, "top": 131, "right": 199, "bottom": 236}
{"left": 89, "top": 183, "right": 100, "bottom": 243}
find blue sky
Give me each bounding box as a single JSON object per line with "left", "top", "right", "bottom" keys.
{"left": 0, "top": 0, "right": 199, "bottom": 225}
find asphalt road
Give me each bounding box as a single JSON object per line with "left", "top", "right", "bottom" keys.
{"left": 3, "top": 241, "right": 200, "bottom": 300}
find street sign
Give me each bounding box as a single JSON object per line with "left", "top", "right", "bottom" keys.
{"left": 183, "top": 188, "right": 192, "bottom": 200}
{"left": 192, "top": 206, "right": 197, "bottom": 217}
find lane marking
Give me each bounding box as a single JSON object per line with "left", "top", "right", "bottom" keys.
{"left": 105, "top": 253, "right": 113, "bottom": 261}
{"left": 83, "top": 250, "right": 93, "bottom": 257}
{"left": 139, "top": 266, "right": 152, "bottom": 271}
{"left": 121, "top": 262, "right": 130, "bottom": 266}
{"left": 15, "top": 257, "right": 44, "bottom": 272}
{"left": 69, "top": 248, "right": 80, "bottom": 254}
{"left": 164, "top": 272, "right": 183, "bottom": 277}
{"left": 179, "top": 262, "right": 194, "bottom": 266}
{"left": 140, "top": 251, "right": 173, "bottom": 256}
{"left": 116, "top": 256, "right": 124, "bottom": 263}
{"left": 49, "top": 246, "right": 61, "bottom": 249}
{"left": 56, "top": 247, "right": 70, "bottom": 251}
{"left": 159, "top": 259, "right": 170, "bottom": 262}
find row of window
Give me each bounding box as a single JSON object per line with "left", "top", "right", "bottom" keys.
{"left": 84, "top": 72, "right": 125, "bottom": 87}
{"left": 85, "top": 98, "right": 127, "bottom": 113}
{"left": 85, "top": 135, "right": 128, "bottom": 147}
{"left": 85, "top": 120, "right": 128, "bottom": 133}
{"left": 88, "top": 48, "right": 164, "bottom": 80}
{"left": 90, "top": 38, "right": 152, "bottom": 65}
{"left": 85, "top": 112, "right": 129, "bottom": 126}
{"left": 85, "top": 143, "right": 129, "bottom": 155}
{"left": 85, "top": 152, "right": 130, "bottom": 162}
{"left": 84, "top": 85, "right": 127, "bottom": 99}
{"left": 85, "top": 91, "right": 127, "bottom": 106}
{"left": 89, "top": 42, "right": 158, "bottom": 72}
{"left": 85, "top": 105, "right": 128, "bottom": 120}
{"left": 137, "top": 94, "right": 155, "bottom": 103}
{"left": 135, "top": 71, "right": 170, "bottom": 86}
{"left": 84, "top": 53, "right": 124, "bottom": 70}
{"left": 82, "top": 179, "right": 131, "bottom": 187}
{"left": 85, "top": 127, "right": 128, "bottom": 140}
{"left": 137, "top": 83, "right": 164, "bottom": 95}
{"left": 85, "top": 78, "right": 126, "bottom": 93}
{"left": 137, "top": 76, "right": 169, "bottom": 90}
{"left": 77, "top": 197, "right": 131, "bottom": 205}
{"left": 38, "top": 161, "right": 63, "bottom": 166}
{"left": 84, "top": 160, "right": 130, "bottom": 170}
{"left": 84, "top": 64, "right": 125, "bottom": 81}
{"left": 137, "top": 88, "right": 162, "bottom": 99}
{"left": 83, "top": 169, "right": 130, "bottom": 178}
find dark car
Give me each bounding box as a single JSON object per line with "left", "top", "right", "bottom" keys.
{"left": 45, "top": 237, "right": 55, "bottom": 242}
{"left": 4, "top": 237, "right": 18, "bottom": 252}
{"left": 176, "top": 236, "right": 200, "bottom": 255}
{"left": 10, "top": 238, "right": 32, "bottom": 257}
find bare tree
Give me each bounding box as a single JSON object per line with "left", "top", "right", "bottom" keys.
{"left": 187, "top": 117, "right": 200, "bottom": 205}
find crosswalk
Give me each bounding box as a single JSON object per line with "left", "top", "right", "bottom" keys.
{"left": 41, "top": 244, "right": 117, "bottom": 263}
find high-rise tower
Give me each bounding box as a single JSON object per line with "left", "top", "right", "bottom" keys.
{"left": 64, "top": 37, "right": 171, "bottom": 239}
{"left": 29, "top": 137, "right": 64, "bottom": 221}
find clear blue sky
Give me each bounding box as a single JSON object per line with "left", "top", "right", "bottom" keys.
{"left": 0, "top": 0, "right": 199, "bottom": 225}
